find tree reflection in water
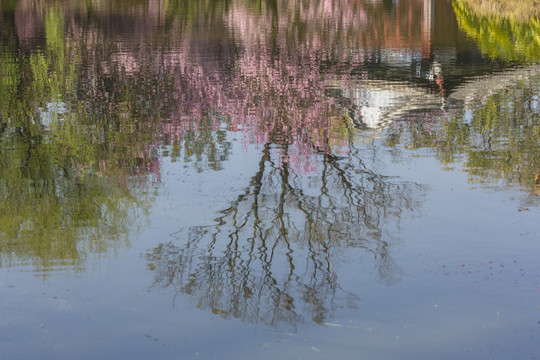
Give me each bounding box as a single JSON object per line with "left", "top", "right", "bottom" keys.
{"left": 147, "top": 137, "right": 424, "bottom": 328}
{"left": 385, "top": 73, "right": 540, "bottom": 195}
{"left": 1, "top": 0, "right": 432, "bottom": 274}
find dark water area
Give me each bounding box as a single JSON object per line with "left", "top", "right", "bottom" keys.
{"left": 1, "top": 0, "right": 539, "bottom": 359}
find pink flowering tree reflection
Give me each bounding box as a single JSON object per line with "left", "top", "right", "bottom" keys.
{"left": 93, "top": 0, "right": 428, "bottom": 326}
{"left": 1, "top": 0, "right": 432, "bottom": 281}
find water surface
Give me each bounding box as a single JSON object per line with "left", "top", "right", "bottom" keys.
{"left": 1, "top": 0, "right": 539, "bottom": 359}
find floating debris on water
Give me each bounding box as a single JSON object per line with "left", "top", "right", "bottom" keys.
{"left": 322, "top": 322, "right": 344, "bottom": 328}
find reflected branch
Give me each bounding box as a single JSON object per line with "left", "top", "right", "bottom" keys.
{"left": 147, "top": 139, "right": 424, "bottom": 328}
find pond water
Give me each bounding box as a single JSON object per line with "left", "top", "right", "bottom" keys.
{"left": 1, "top": 0, "right": 539, "bottom": 359}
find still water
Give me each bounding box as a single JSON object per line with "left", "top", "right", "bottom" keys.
{"left": 1, "top": 0, "right": 539, "bottom": 358}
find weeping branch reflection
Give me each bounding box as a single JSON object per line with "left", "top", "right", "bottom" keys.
{"left": 147, "top": 139, "right": 424, "bottom": 328}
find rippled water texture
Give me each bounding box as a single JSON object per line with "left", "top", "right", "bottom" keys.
{"left": 1, "top": 0, "right": 539, "bottom": 359}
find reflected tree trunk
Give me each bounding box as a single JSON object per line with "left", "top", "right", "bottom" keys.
{"left": 147, "top": 139, "right": 424, "bottom": 328}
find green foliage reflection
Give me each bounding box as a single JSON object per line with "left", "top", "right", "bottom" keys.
{"left": 386, "top": 76, "right": 540, "bottom": 187}
{"left": 0, "top": 5, "right": 155, "bottom": 272}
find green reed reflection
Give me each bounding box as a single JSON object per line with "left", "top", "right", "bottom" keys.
{"left": 453, "top": 0, "right": 540, "bottom": 63}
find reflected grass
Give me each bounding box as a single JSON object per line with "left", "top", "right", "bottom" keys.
{"left": 456, "top": 0, "right": 540, "bottom": 22}
{"left": 453, "top": 0, "right": 540, "bottom": 63}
